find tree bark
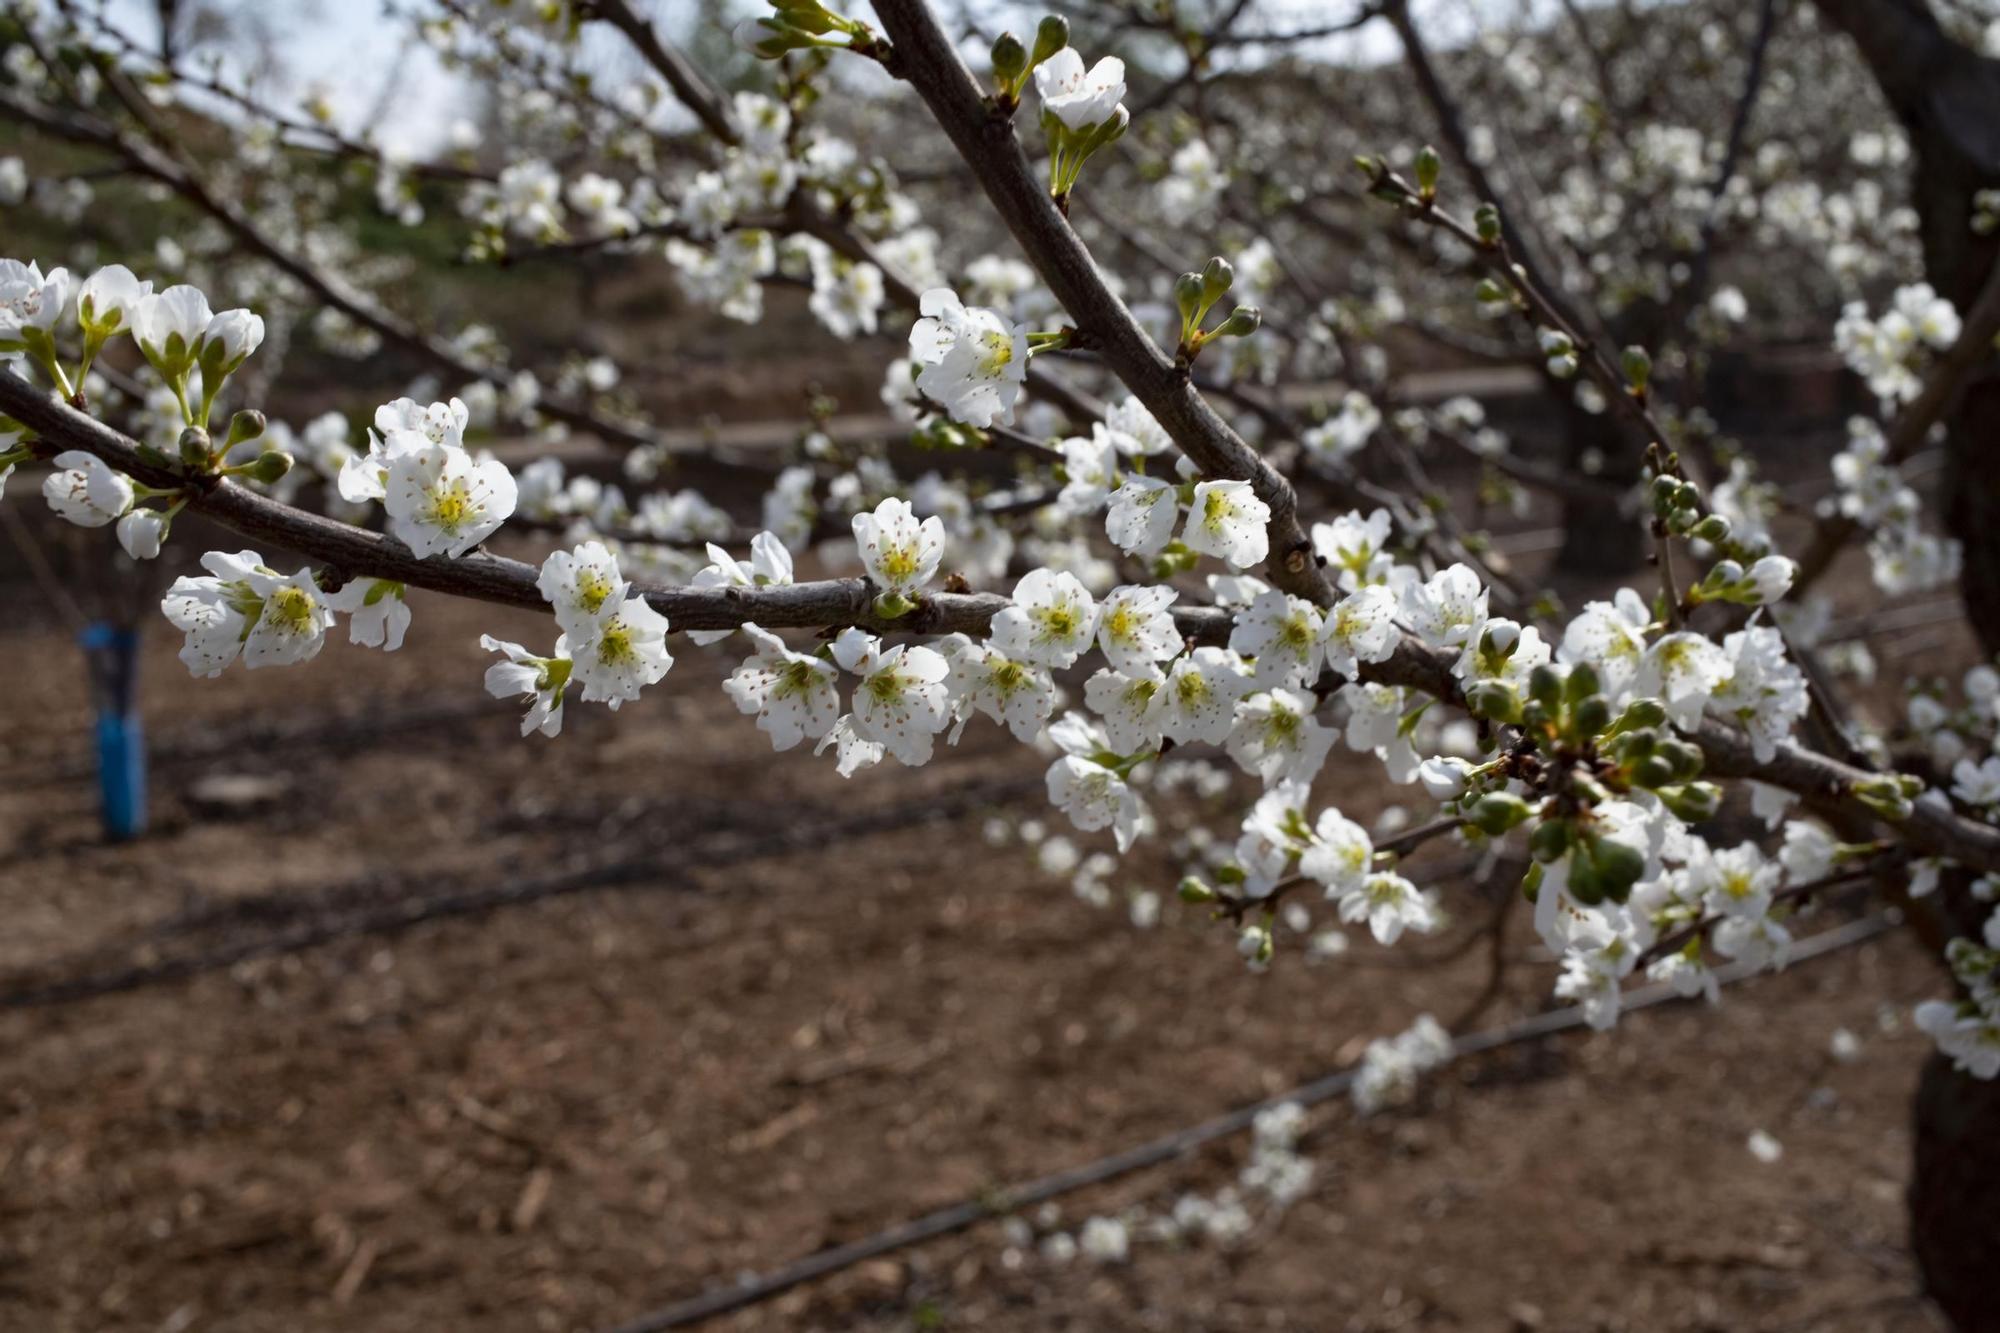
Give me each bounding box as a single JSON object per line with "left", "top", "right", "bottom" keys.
{"left": 1810, "top": 6, "right": 2000, "bottom": 1328}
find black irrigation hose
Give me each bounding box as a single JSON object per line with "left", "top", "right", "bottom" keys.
{"left": 0, "top": 775, "right": 1043, "bottom": 1009}
{"left": 600, "top": 913, "right": 1899, "bottom": 1332}
{"left": 1, "top": 694, "right": 505, "bottom": 785}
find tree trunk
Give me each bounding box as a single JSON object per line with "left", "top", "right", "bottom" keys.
{"left": 1911, "top": 1052, "right": 2000, "bottom": 1332}
{"left": 1806, "top": 7, "right": 2000, "bottom": 1329}
{"left": 1553, "top": 393, "right": 1645, "bottom": 577}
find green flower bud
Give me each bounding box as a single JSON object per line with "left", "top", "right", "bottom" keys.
{"left": 1615, "top": 697, "right": 1668, "bottom": 733}
{"left": 1475, "top": 277, "right": 1508, "bottom": 304}
{"left": 1031, "top": 14, "right": 1069, "bottom": 65}
{"left": 1464, "top": 679, "right": 1522, "bottom": 725}
{"left": 1200, "top": 256, "right": 1235, "bottom": 305}
{"left": 1528, "top": 663, "right": 1565, "bottom": 710}
{"left": 1214, "top": 305, "right": 1261, "bottom": 338}
{"left": 1631, "top": 754, "right": 1677, "bottom": 789}
{"left": 224, "top": 408, "right": 267, "bottom": 451}
{"left": 1691, "top": 515, "right": 1732, "bottom": 544}
{"left": 1660, "top": 739, "right": 1705, "bottom": 781}
{"left": 1178, "top": 875, "right": 1215, "bottom": 903}
{"left": 1588, "top": 836, "right": 1646, "bottom": 903}
{"left": 179, "top": 426, "right": 212, "bottom": 469}
{"left": 1564, "top": 661, "right": 1601, "bottom": 704}
{"left": 1529, "top": 818, "right": 1571, "bottom": 864}
{"left": 247, "top": 450, "right": 294, "bottom": 485}
{"left": 1621, "top": 345, "right": 1652, "bottom": 391}
{"left": 991, "top": 32, "right": 1028, "bottom": 89}
{"left": 1570, "top": 694, "right": 1612, "bottom": 739}
{"left": 1174, "top": 271, "right": 1204, "bottom": 324}
{"left": 1470, "top": 793, "right": 1532, "bottom": 837}
{"left": 1661, "top": 782, "right": 1723, "bottom": 822}
{"left": 1414, "top": 144, "right": 1441, "bottom": 197}
{"left": 1474, "top": 202, "right": 1501, "bottom": 244}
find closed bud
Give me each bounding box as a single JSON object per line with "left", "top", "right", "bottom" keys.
{"left": 1570, "top": 694, "right": 1611, "bottom": 739}
{"left": 247, "top": 449, "right": 294, "bottom": 485}
{"left": 1200, "top": 256, "right": 1234, "bottom": 305}
{"left": 733, "top": 17, "right": 816, "bottom": 58}
{"left": 991, "top": 31, "right": 1027, "bottom": 88}
{"left": 1465, "top": 679, "right": 1522, "bottom": 724}
{"left": 1621, "top": 344, "right": 1652, "bottom": 390}
{"left": 1564, "top": 661, "right": 1600, "bottom": 703}
{"left": 1667, "top": 505, "right": 1700, "bottom": 535}
{"left": 1660, "top": 739, "right": 1705, "bottom": 780}
{"left": 1611, "top": 726, "right": 1657, "bottom": 759}
{"left": 1479, "top": 619, "right": 1521, "bottom": 661}
{"left": 1589, "top": 837, "right": 1646, "bottom": 903}
{"left": 1215, "top": 305, "right": 1261, "bottom": 338}
{"left": 1174, "top": 271, "right": 1205, "bottom": 324}
{"left": 1469, "top": 792, "right": 1532, "bottom": 837}
{"left": 1414, "top": 144, "right": 1441, "bottom": 197}
{"left": 1178, "top": 875, "right": 1215, "bottom": 903}
{"left": 1691, "top": 515, "right": 1732, "bottom": 545}
{"left": 1528, "top": 818, "right": 1571, "bottom": 864}
{"left": 1662, "top": 781, "right": 1723, "bottom": 822}
{"left": 1474, "top": 202, "right": 1501, "bottom": 244}
{"left": 1031, "top": 14, "right": 1069, "bottom": 65}
{"left": 178, "top": 426, "right": 212, "bottom": 469}
{"left": 225, "top": 408, "right": 267, "bottom": 450}
{"left": 1650, "top": 473, "right": 1681, "bottom": 515}
{"left": 1616, "top": 697, "right": 1668, "bottom": 732}
{"left": 1475, "top": 277, "right": 1508, "bottom": 304}
{"left": 1632, "top": 754, "right": 1677, "bottom": 789}
{"left": 1528, "top": 663, "right": 1564, "bottom": 709}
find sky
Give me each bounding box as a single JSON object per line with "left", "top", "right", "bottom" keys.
{"left": 91, "top": 0, "right": 1544, "bottom": 157}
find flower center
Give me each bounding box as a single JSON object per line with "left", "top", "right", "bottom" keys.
{"left": 266, "top": 586, "right": 316, "bottom": 636}
{"left": 428, "top": 479, "right": 477, "bottom": 533}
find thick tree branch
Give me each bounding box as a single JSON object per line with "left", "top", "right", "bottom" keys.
{"left": 10, "top": 369, "right": 2000, "bottom": 873}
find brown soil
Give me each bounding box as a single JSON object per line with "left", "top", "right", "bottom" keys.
{"left": 0, "top": 582, "right": 1959, "bottom": 1333}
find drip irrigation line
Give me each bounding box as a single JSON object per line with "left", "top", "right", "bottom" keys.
{"left": 3, "top": 695, "right": 506, "bottom": 787}
{"left": 601, "top": 913, "right": 1898, "bottom": 1333}
{"left": 0, "top": 775, "right": 1042, "bottom": 1009}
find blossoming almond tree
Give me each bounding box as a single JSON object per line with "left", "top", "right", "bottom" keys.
{"left": 5, "top": 0, "right": 2000, "bottom": 1320}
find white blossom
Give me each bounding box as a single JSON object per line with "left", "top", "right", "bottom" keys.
{"left": 908, "top": 287, "right": 1028, "bottom": 428}
{"left": 1095, "top": 584, "right": 1181, "bottom": 673}
{"left": 989, "top": 568, "right": 1099, "bottom": 668}
{"left": 1033, "top": 49, "right": 1127, "bottom": 131}
{"left": 723, "top": 624, "right": 841, "bottom": 750}
{"left": 1183, "top": 479, "right": 1270, "bottom": 568}
{"left": 832, "top": 629, "right": 951, "bottom": 765}
{"left": 852, "top": 495, "right": 945, "bottom": 597}
{"left": 43, "top": 451, "right": 133, "bottom": 527}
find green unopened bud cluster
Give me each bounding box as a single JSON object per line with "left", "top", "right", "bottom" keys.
{"left": 1173, "top": 256, "right": 1259, "bottom": 360}
{"left": 989, "top": 15, "right": 1068, "bottom": 107}
{"left": 734, "top": 0, "right": 874, "bottom": 60}
{"left": 1852, "top": 772, "right": 1924, "bottom": 822}
{"left": 1651, "top": 473, "right": 1705, "bottom": 536}
{"left": 1044, "top": 105, "right": 1129, "bottom": 203}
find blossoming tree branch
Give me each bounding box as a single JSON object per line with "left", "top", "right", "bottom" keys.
{"left": 5, "top": 0, "right": 2000, "bottom": 1302}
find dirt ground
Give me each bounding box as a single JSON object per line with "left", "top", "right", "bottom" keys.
{"left": 0, "top": 555, "right": 1965, "bottom": 1333}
